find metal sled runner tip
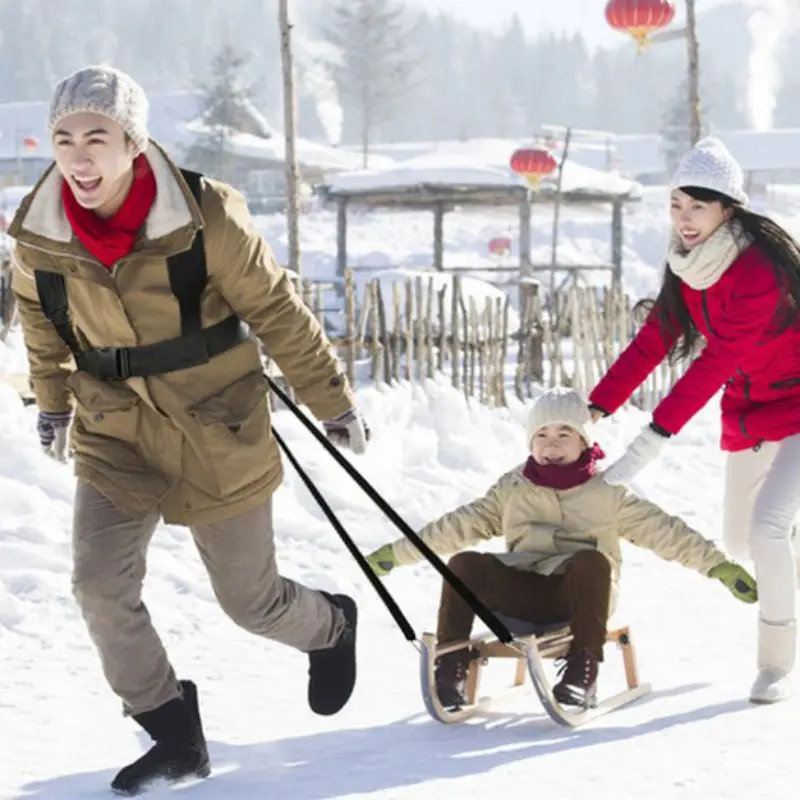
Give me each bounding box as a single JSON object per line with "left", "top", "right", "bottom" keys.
{"left": 419, "top": 621, "right": 652, "bottom": 729}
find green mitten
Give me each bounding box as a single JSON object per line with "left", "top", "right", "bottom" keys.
{"left": 366, "top": 544, "right": 399, "bottom": 577}
{"left": 708, "top": 561, "right": 758, "bottom": 604}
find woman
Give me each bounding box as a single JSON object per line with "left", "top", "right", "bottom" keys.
{"left": 588, "top": 136, "right": 800, "bottom": 705}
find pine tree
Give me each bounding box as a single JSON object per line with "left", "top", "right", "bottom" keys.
{"left": 183, "top": 44, "right": 262, "bottom": 184}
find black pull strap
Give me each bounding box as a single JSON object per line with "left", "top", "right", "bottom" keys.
{"left": 272, "top": 427, "right": 417, "bottom": 642}
{"left": 266, "top": 376, "right": 513, "bottom": 644}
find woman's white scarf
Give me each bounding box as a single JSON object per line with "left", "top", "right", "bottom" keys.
{"left": 667, "top": 219, "right": 751, "bottom": 290}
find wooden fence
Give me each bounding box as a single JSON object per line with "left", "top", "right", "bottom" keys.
{"left": 303, "top": 270, "right": 688, "bottom": 412}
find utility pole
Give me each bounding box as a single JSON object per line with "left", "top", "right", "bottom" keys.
{"left": 278, "top": 0, "right": 301, "bottom": 277}
{"left": 685, "top": 0, "right": 701, "bottom": 145}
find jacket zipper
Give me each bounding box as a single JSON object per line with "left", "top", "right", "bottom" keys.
{"left": 737, "top": 368, "right": 763, "bottom": 451}
{"left": 701, "top": 291, "right": 715, "bottom": 335}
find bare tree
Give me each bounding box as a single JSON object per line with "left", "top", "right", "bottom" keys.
{"left": 324, "top": 0, "right": 418, "bottom": 167}
{"left": 278, "top": 0, "right": 302, "bottom": 277}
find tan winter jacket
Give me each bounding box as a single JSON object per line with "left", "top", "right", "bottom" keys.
{"left": 390, "top": 464, "right": 726, "bottom": 608}
{"left": 9, "top": 141, "right": 354, "bottom": 525}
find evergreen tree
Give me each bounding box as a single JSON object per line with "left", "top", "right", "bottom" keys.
{"left": 183, "top": 45, "right": 261, "bottom": 185}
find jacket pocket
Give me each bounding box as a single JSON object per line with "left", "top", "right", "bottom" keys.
{"left": 66, "top": 372, "right": 140, "bottom": 443}
{"left": 188, "top": 370, "right": 271, "bottom": 495}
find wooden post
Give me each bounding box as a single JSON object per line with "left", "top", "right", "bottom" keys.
{"left": 549, "top": 127, "right": 572, "bottom": 296}
{"left": 611, "top": 198, "right": 623, "bottom": 287}
{"left": 278, "top": 0, "right": 301, "bottom": 276}
{"left": 344, "top": 269, "right": 356, "bottom": 386}
{"left": 433, "top": 202, "right": 445, "bottom": 271}
{"left": 450, "top": 275, "right": 461, "bottom": 390}
{"left": 686, "top": 0, "right": 701, "bottom": 145}
{"left": 518, "top": 190, "right": 532, "bottom": 282}
{"left": 335, "top": 196, "right": 348, "bottom": 278}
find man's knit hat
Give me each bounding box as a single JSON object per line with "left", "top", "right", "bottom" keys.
{"left": 669, "top": 136, "right": 748, "bottom": 206}
{"left": 526, "top": 386, "right": 594, "bottom": 447}
{"left": 48, "top": 65, "right": 149, "bottom": 155}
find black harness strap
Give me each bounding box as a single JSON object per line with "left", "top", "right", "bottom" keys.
{"left": 34, "top": 168, "right": 247, "bottom": 380}
{"left": 167, "top": 169, "right": 206, "bottom": 337}
{"left": 34, "top": 268, "right": 83, "bottom": 356}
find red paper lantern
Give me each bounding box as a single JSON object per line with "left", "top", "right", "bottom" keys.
{"left": 22, "top": 135, "right": 39, "bottom": 153}
{"left": 509, "top": 147, "right": 557, "bottom": 187}
{"left": 488, "top": 236, "right": 512, "bottom": 257}
{"left": 604, "top": 0, "right": 676, "bottom": 52}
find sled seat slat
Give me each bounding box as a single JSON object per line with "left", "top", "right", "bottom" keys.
{"left": 494, "top": 614, "right": 570, "bottom": 638}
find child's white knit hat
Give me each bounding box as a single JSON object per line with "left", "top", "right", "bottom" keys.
{"left": 526, "top": 386, "right": 594, "bottom": 446}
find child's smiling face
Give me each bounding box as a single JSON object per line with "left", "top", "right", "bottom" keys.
{"left": 530, "top": 424, "right": 585, "bottom": 466}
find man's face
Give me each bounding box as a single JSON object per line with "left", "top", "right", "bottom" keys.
{"left": 52, "top": 112, "right": 136, "bottom": 217}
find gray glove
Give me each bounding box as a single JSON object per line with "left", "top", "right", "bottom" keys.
{"left": 323, "top": 409, "right": 370, "bottom": 455}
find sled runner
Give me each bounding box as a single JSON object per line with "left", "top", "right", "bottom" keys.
{"left": 419, "top": 615, "right": 652, "bottom": 728}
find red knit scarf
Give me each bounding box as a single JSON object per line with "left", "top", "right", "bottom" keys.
{"left": 522, "top": 443, "right": 606, "bottom": 490}
{"left": 62, "top": 154, "right": 156, "bottom": 269}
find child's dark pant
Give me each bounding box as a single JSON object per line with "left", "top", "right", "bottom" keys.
{"left": 437, "top": 550, "right": 612, "bottom": 659}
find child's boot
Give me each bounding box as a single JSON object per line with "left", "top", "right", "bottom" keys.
{"left": 434, "top": 650, "right": 475, "bottom": 709}
{"left": 553, "top": 649, "right": 599, "bottom": 708}
{"left": 749, "top": 619, "right": 796, "bottom": 704}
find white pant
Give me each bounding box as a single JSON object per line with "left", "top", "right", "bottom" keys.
{"left": 723, "top": 435, "right": 800, "bottom": 625}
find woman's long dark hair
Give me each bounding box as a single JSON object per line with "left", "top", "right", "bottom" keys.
{"left": 636, "top": 185, "right": 800, "bottom": 363}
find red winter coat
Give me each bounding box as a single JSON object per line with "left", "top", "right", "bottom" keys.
{"left": 589, "top": 244, "right": 800, "bottom": 452}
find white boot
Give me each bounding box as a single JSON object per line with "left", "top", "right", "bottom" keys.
{"left": 749, "top": 619, "right": 796, "bottom": 704}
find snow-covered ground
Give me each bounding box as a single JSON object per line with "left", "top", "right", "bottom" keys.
{"left": 3, "top": 185, "right": 800, "bottom": 799}
{"left": 1, "top": 359, "right": 798, "bottom": 799}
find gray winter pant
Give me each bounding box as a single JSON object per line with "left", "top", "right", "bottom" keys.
{"left": 71, "top": 481, "right": 345, "bottom": 715}
{"left": 723, "top": 434, "right": 800, "bottom": 626}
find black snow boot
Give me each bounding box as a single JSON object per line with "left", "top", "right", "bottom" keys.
{"left": 307, "top": 592, "right": 358, "bottom": 716}
{"left": 434, "top": 650, "right": 476, "bottom": 709}
{"left": 553, "top": 649, "right": 599, "bottom": 709}
{"left": 111, "top": 679, "right": 210, "bottom": 796}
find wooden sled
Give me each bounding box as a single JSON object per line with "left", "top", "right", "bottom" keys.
{"left": 419, "top": 615, "right": 652, "bottom": 728}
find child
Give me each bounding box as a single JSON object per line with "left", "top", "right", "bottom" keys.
{"left": 366, "top": 386, "right": 757, "bottom": 709}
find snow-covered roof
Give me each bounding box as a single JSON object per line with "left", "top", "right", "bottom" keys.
{"left": 220, "top": 130, "right": 395, "bottom": 172}
{"left": 185, "top": 120, "right": 395, "bottom": 173}
{"left": 326, "top": 138, "right": 641, "bottom": 201}
{"left": 588, "top": 130, "right": 800, "bottom": 177}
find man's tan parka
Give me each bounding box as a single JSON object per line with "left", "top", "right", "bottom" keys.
{"left": 10, "top": 142, "right": 354, "bottom": 525}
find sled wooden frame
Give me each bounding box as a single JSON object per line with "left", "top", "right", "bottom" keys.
{"left": 419, "top": 616, "right": 652, "bottom": 728}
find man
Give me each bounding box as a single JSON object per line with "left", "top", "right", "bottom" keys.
{"left": 10, "top": 65, "right": 369, "bottom": 795}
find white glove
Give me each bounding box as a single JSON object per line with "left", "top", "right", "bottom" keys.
{"left": 322, "top": 409, "right": 370, "bottom": 455}
{"left": 601, "top": 425, "right": 668, "bottom": 486}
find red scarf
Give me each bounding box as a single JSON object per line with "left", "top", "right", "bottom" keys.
{"left": 62, "top": 154, "right": 157, "bottom": 269}
{"left": 522, "top": 443, "right": 606, "bottom": 490}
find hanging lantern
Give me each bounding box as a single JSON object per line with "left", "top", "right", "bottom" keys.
{"left": 509, "top": 147, "right": 557, "bottom": 187}
{"left": 488, "top": 236, "right": 512, "bottom": 257}
{"left": 604, "top": 0, "right": 676, "bottom": 52}
{"left": 22, "top": 135, "right": 39, "bottom": 153}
